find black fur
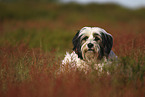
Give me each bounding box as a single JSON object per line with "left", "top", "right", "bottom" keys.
{"left": 98, "top": 46, "right": 104, "bottom": 60}
{"left": 101, "top": 32, "right": 113, "bottom": 57}
{"left": 72, "top": 31, "right": 83, "bottom": 59}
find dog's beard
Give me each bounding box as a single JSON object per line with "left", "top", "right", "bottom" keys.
{"left": 82, "top": 44, "right": 100, "bottom": 64}
{"left": 84, "top": 51, "right": 98, "bottom": 63}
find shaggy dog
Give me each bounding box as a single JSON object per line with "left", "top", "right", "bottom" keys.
{"left": 61, "top": 27, "right": 117, "bottom": 73}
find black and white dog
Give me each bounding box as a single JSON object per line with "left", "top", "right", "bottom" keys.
{"left": 61, "top": 27, "right": 117, "bottom": 72}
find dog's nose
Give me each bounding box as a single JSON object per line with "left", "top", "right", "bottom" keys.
{"left": 87, "top": 43, "right": 94, "bottom": 48}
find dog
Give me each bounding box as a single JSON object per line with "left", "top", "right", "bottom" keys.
{"left": 61, "top": 27, "right": 117, "bottom": 73}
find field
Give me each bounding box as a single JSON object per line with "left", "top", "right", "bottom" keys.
{"left": 0, "top": 1, "right": 145, "bottom": 97}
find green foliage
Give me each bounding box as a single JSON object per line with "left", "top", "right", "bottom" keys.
{"left": 0, "top": 27, "right": 74, "bottom": 52}
{"left": 0, "top": 0, "right": 60, "bottom": 3}
{"left": 0, "top": 2, "right": 145, "bottom": 21}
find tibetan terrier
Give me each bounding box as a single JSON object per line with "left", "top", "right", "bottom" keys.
{"left": 61, "top": 27, "right": 117, "bottom": 72}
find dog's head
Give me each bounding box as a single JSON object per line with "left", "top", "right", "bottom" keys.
{"left": 73, "top": 27, "right": 113, "bottom": 63}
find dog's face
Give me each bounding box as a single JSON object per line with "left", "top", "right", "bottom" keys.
{"left": 73, "top": 27, "right": 113, "bottom": 63}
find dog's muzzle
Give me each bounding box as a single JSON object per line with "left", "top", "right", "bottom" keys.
{"left": 82, "top": 42, "right": 100, "bottom": 63}
{"left": 87, "top": 43, "right": 96, "bottom": 52}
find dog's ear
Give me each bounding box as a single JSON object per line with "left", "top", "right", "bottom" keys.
{"left": 72, "top": 31, "right": 83, "bottom": 59}
{"left": 72, "top": 30, "right": 80, "bottom": 52}
{"left": 101, "top": 32, "right": 113, "bottom": 56}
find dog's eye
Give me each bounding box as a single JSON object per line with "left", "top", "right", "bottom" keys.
{"left": 95, "top": 37, "right": 100, "bottom": 41}
{"left": 82, "top": 36, "right": 88, "bottom": 41}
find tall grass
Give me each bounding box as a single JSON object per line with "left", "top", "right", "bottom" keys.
{"left": 0, "top": 2, "right": 145, "bottom": 97}
{"left": 0, "top": 44, "right": 144, "bottom": 97}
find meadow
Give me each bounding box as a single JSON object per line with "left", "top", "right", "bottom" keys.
{"left": 0, "top": 1, "right": 145, "bottom": 97}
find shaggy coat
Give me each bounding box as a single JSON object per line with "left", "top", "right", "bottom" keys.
{"left": 61, "top": 27, "right": 117, "bottom": 72}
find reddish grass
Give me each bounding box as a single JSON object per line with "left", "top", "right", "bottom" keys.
{"left": 0, "top": 14, "right": 145, "bottom": 97}
{"left": 0, "top": 40, "right": 145, "bottom": 97}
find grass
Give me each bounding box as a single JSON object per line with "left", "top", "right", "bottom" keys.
{"left": 0, "top": 2, "right": 145, "bottom": 97}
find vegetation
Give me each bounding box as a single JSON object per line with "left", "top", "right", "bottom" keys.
{"left": 0, "top": 1, "right": 145, "bottom": 97}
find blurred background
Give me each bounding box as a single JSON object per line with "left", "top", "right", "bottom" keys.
{"left": 62, "top": 0, "right": 145, "bottom": 9}
{"left": 0, "top": 1, "right": 145, "bottom": 97}
{"left": 0, "top": 0, "right": 145, "bottom": 56}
